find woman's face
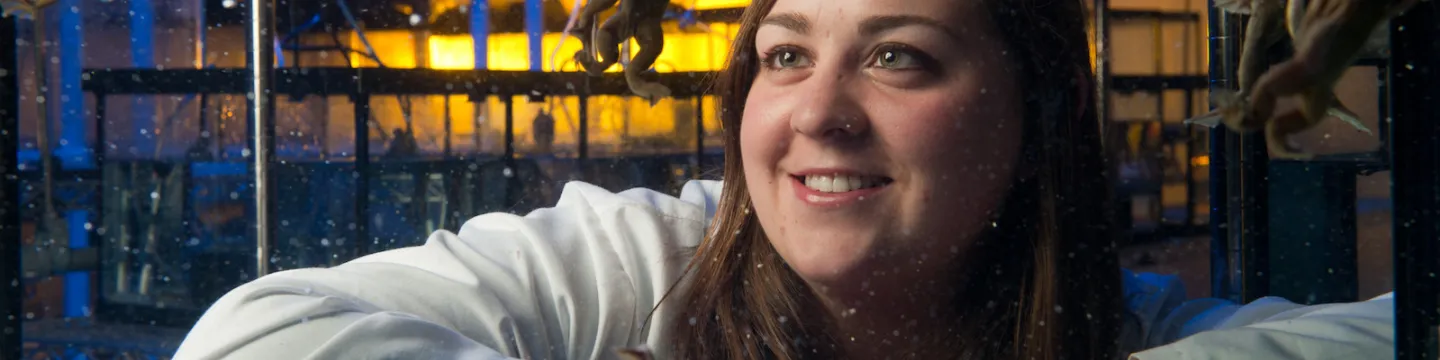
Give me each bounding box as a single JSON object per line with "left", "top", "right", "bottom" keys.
{"left": 741, "top": 0, "right": 1024, "bottom": 291}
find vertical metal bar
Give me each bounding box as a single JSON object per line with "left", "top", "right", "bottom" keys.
{"left": 503, "top": 95, "right": 514, "bottom": 160}
{"left": 471, "top": 0, "right": 488, "bottom": 69}
{"left": 248, "top": 0, "right": 276, "bottom": 277}
{"left": 94, "top": 93, "right": 105, "bottom": 166}
{"left": 1093, "top": 0, "right": 1109, "bottom": 135}
{"left": 58, "top": 0, "right": 88, "bottom": 323}
{"left": 578, "top": 91, "right": 588, "bottom": 163}
{"left": 503, "top": 95, "right": 516, "bottom": 207}
{"left": 1184, "top": 87, "right": 1195, "bottom": 226}
{"left": 1377, "top": 63, "right": 1390, "bottom": 155}
{"left": 1390, "top": 3, "right": 1440, "bottom": 358}
{"left": 526, "top": 0, "right": 542, "bottom": 72}
{"left": 0, "top": 13, "right": 21, "bottom": 360}
{"left": 694, "top": 94, "right": 702, "bottom": 179}
{"left": 130, "top": 0, "right": 156, "bottom": 152}
{"left": 1234, "top": 131, "right": 1269, "bottom": 305}
{"left": 444, "top": 95, "right": 452, "bottom": 157}
{"left": 194, "top": 0, "right": 205, "bottom": 68}
{"left": 57, "top": 0, "right": 84, "bottom": 168}
{"left": 92, "top": 94, "right": 105, "bottom": 304}
{"left": 1206, "top": 0, "right": 1241, "bottom": 302}
{"left": 354, "top": 94, "right": 370, "bottom": 257}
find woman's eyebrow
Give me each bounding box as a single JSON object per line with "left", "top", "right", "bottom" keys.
{"left": 760, "top": 12, "right": 810, "bottom": 34}
{"left": 859, "top": 15, "right": 964, "bottom": 43}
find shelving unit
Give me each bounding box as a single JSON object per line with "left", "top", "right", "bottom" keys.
{"left": 1094, "top": 4, "right": 1212, "bottom": 245}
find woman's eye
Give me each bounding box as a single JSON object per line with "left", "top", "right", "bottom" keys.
{"left": 765, "top": 48, "right": 811, "bottom": 69}
{"left": 872, "top": 48, "right": 924, "bottom": 70}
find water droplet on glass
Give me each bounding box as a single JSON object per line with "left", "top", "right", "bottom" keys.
{"left": 1054, "top": 305, "right": 1063, "bottom": 314}
{"left": 778, "top": 316, "right": 787, "bottom": 323}
{"left": 503, "top": 167, "right": 514, "bottom": 177}
{"left": 688, "top": 317, "right": 697, "bottom": 325}
{"left": 242, "top": 148, "right": 253, "bottom": 157}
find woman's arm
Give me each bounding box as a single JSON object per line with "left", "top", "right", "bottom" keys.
{"left": 172, "top": 181, "right": 714, "bottom": 359}
{"left": 1133, "top": 287, "right": 1394, "bottom": 359}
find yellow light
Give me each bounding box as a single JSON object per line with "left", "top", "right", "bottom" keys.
{"left": 1191, "top": 155, "right": 1210, "bottom": 166}
{"left": 427, "top": 28, "right": 735, "bottom": 72}
{"left": 349, "top": 30, "right": 420, "bottom": 68}
{"left": 688, "top": 0, "right": 750, "bottom": 10}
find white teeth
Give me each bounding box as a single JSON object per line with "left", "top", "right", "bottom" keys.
{"left": 803, "top": 174, "right": 885, "bottom": 193}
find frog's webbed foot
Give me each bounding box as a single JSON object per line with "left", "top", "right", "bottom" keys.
{"left": 1324, "top": 97, "right": 1372, "bottom": 135}
{"left": 1265, "top": 109, "right": 1316, "bottom": 160}
{"left": 1185, "top": 89, "right": 1246, "bottom": 129}
{"left": 628, "top": 77, "right": 672, "bottom": 106}
{"left": 626, "top": 16, "right": 670, "bottom": 106}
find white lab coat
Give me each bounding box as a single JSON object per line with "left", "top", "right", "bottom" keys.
{"left": 173, "top": 180, "right": 1395, "bottom": 360}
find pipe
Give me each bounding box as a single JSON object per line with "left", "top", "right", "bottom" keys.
{"left": 130, "top": 0, "right": 155, "bottom": 153}
{"left": 58, "top": 0, "right": 85, "bottom": 168}
{"left": 526, "top": 0, "right": 542, "bottom": 72}
{"left": 195, "top": 0, "right": 205, "bottom": 68}
{"left": 248, "top": 0, "right": 276, "bottom": 277}
{"left": 1205, "top": 0, "right": 1242, "bottom": 303}
{"left": 471, "top": 0, "right": 488, "bottom": 69}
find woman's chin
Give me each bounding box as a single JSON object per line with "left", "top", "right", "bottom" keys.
{"left": 779, "top": 240, "right": 880, "bottom": 288}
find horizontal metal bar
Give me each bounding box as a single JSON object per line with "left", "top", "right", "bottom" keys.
{"left": 1111, "top": 75, "right": 1208, "bottom": 92}
{"left": 81, "top": 68, "right": 720, "bottom": 97}
{"left": 1111, "top": 10, "right": 1201, "bottom": 22}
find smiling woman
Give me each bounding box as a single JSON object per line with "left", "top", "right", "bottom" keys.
{"left": 670, "top": 0, "right": 1113, "bottom": 358}
{"left": 170, "top": 0, "right": 1397, "bottom": 359}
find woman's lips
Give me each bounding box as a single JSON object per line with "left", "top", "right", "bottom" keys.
{"left": 790, "top": 173, "right": 892, "bottom": 207}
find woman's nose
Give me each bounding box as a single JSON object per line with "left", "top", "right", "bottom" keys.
{"left": 789, "top": 73, "right": 871, "bottom": 142}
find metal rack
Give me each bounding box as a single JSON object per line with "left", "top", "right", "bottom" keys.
{"left": 1095, "top": 5, "right": 1212, "bottom": 245}
{"left": 70, "top": 67, "right": 720, "bottom": 329}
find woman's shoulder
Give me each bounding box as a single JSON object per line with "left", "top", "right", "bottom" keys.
{"left": 174, "top": 180, "right": 724, "bottom": 359}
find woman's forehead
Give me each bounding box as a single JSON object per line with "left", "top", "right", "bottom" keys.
{"left": 765, "top": 0, "right": 985, "bottom": 23}
{"left": 762, "top": 0, "right": 987, "bottom": 37}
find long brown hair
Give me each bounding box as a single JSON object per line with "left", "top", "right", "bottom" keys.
{"left": 660, "top": 0, "right": 1122, "bottom": 358}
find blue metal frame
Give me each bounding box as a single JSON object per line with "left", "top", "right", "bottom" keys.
{"left": 1205, "top": 0, "right": 1239, "bottom": 302}
{"left": 471, "top": 0, "right": 489, "bottom": 69}
{"left": 526, "top": 0, "right": 542, "bottom": 72}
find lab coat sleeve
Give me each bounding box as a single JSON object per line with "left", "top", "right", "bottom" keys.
{"left": 1130, "top": 292, "right": 1395, "bottom": 360}
{"left": 172, "top": 181, "right": 711, "bottom": 360}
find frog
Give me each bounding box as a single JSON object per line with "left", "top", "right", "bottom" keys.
{"left": 1186, "top": 0, "right": 1417, "bottom": 159}
{"left": 571, "top": 0, "right": 673, "bottom": 106}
